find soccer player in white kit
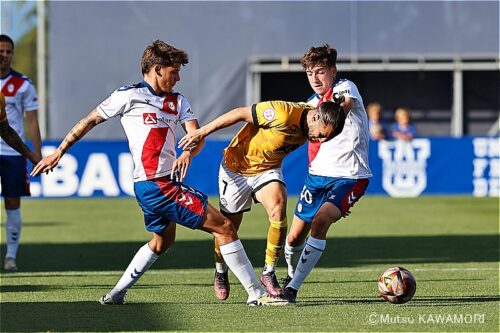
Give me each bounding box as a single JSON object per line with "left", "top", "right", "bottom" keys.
{"left": 31, "top": 40, "right": 287, "bottom": 306}
{"left": 282, "top": 44, "right": 372, "bottom": 303}
{"left": 0, "top": 34, "right": 42, "bottom": 272}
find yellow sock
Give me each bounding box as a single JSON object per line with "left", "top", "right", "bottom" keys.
{"left": 214, "top": 237, "right": 226, "bottom": 270}
{"left": 265, "top": 217, "right": 288, "bottom": 268}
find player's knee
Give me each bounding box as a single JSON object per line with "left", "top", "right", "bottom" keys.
{"left": 149, "top": 237, "right": 174, "bottom": 255}
{"left": 310, "top": 220, "right": 331, "bottom": 239}
{"left": 4, "top": 197, "right": 20, "bottom": 210}
{"left": 287, "top": 231, "right": 303, "bottom": 246}
{"left": 149, "top": 242, "right": 170, "bottom": 255}
{"left": 218, "top": 217, "right": 237, "bottom": 239}
{"left": 267, "top": 202, "right": 287, "bottom": 221}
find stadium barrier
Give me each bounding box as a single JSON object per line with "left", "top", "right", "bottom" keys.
{"left": 28, "top": 137, "right": 498, "bottom": 198}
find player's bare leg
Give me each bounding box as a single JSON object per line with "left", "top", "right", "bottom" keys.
{"left": 213, "top": 212, "right": 243, "bottom": 300}
{"left": 255, "top": 182, "right": 288, "bottom": 296}
{"left": 100, "top": 223, "right": 176, "bottom": 305}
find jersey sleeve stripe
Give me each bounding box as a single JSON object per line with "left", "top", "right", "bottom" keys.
{"left": 251, "top": 104, "right": 258, "bottom": 125}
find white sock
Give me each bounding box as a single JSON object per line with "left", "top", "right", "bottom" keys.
{"left": 215, "top": 262, "right": 228, "bottom": 274}
{"left": 262, "top": 264, "right": 275, "bottom": 274}
{"left": 110, "top": 243, "right": 159, "bottom": 297}
{"left": 5, "top": 208, "right": 22, "bottom": 259}
{"left": 284, "top": 241, "right": 305, "bottom": 278}
{"left": 288, "top": 236, "right": 326, "bottom": 291}
{"left": 219, "top": 239, "right": 266, "bottom": 302}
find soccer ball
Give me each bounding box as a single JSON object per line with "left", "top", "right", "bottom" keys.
{"left": 378, "top": 266, "right": 416, "bottom": 304}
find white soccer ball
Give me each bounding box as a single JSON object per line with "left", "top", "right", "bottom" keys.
{"left": 378, "top": 266, "right": 416, "bottom": 304}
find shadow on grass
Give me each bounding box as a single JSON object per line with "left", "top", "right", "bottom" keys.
{"left": 0, "top": 234, "right": 497, "bottom": 272}
{"left": 0, "top": 282, "right": 213, "bottom": 293}
{"left": 304, "top": 277, "right": 487, "bottom": 285}
{"left": 0, "top": 302, "right": 186, "bottom": 332}
{"left": 296, "top": 295, "right": 500, "bottom": 307}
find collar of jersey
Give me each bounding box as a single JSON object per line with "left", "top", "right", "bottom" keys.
{"left": 0, "top": 69, "right": 13, "bottom": 80}
{"left": 138, "top": 80, "right": 166, "bottom": 97}
{"left": 306, "top": 79, "right": 343, "bottom": 102}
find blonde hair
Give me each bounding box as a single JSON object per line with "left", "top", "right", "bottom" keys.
{"left": 395, "top": 107, "right": 411, "bottom": 122}
{"left": 367, "top": 102, "right": 383, "bottom": 116}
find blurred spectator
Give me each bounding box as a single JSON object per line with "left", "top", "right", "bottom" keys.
{"left": 366, "top": 102, "right": 389, "bottom": 141}
{"left": 391, "top": 107, "right": 416, "bottom": 141}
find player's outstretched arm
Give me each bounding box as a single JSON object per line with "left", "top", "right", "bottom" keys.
{"left": 0, "top": 121, "right": 41, "bottom": 165}
{"left": 340, "top": 96, "right": 354, "bottom": 115}
{"left": 31, "top": 109, "right": 106, "bottom": 176}
{"left": 26, "top": 110, "right": 42, "bottom": 161}
{"left": 171, "top": 119, "right": 204, "bottom": 182}
{"left": 178, "top": 106, "right": 252, "bottom": 150}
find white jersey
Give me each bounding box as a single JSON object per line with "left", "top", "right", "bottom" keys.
{"left": 307, "top": 79, "right": 372, "bottom": 179}
{"left": 0, "top": 70, "right": 39, "bottom": 156}
{"left": 97, "top": 81, "right": 196, "bottom": 181}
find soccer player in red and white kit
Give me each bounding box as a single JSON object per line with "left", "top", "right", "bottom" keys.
{"left": 282, "top": 44, "right": 372, "bottom": 303}
{"left": 0, "top": 34, "right": 42, "bottom": 272}
{"left": 31, "top": 40, "right": 287, "bottom": 306}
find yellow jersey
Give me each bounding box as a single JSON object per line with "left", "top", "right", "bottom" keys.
{"left": 0, "top": 92, "right": 6, "bottom": 124}
{"left": 223, "top": 100, "right": 312, "bottom": 176}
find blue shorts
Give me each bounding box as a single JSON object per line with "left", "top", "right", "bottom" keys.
{"left": 294, "top": 174, "right": 369, "bottom": 223}
{"left": 134, "top": 176, "right": 208, "bottom": 233}
{"left": 0, "top": 155, "right": 30, "bottom": 197}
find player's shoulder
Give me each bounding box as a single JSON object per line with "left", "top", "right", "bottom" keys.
{"left": 169, "top": 90, "right": 189, "bottom": 101}
{"left": 333, "top": 78, "right": 353, "bottom": 87}
{"left": 261, "top": 101, "right": 298, "bottom": 115}
{"left": 333, "top": 78, "right": 362, "bottom": 98}
{"left": 306, "top": 92, "right": 319, "bottom": 103}
{"left": 10, "top": 70, "right": 35, "bottom": 85}
{"left": 116, "top": 81, "right": 147, "bottom": 93}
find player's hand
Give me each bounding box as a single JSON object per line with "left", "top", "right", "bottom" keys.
{"left": 171, "top": 151, "right": 192, "bottom": 182}
{"left": 30, "top": 153, "right": 62, "bottom": 176}
{"left": 178, "top": 129, "right": 204, "bottom": 151}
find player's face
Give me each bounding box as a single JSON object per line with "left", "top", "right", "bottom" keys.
{"left": 0, "top": 41, "right": 13, "bottom": 72}
{"left": 157, "top": 65, "right": 181, "bottom": 93}
{"left": 306, "top": 65, "right": 336, "bottom": 96}
{"left": 306, "top": 110, "right": 334, "bottom": 143}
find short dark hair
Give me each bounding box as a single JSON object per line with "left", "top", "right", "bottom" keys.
{"left": 0, "top": 35, "right": 14, "bottom": 49}
{"left": 141, "top": 40, "right": 188, "bottom": 74}
{"left": 301, "top": 44, "right": 337, "bottom": 69}
{"left": 317, "top": 94, "right": 346, "bottom": 140}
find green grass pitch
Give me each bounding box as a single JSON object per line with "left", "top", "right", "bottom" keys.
{"left": 1, "top": 196, "right": 498, "bottom": 332}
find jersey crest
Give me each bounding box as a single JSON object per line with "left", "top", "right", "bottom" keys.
{"left": 162, "top": 94, "right": 178, "bottom": 115}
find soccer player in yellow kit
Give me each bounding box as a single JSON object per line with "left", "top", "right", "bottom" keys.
{"left": 178, "top": 97, "right": 346, "bottom": 300}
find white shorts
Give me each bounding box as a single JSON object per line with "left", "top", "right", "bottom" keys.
{"left": 218, "top": 162, "right": 285, "bottom": 214}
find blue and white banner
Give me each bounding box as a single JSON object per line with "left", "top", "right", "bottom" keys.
{"left": 27, "top": 137, "right": 499, "bottom": 198}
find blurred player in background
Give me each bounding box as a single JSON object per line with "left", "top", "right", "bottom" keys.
{"left": 0, "top": 92, "right": 40, "bottom": 164}
{"left": 282, "top": 44, "right": 372, "bottom": 303}
{"left": 0, "top": 34, "right": 42, "bottom": 272}
{"left": 31, "top": 40, "right": 287, "bottom": 306}
{"left": 178, "top": 96, "right": 346, "bottom": 300}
